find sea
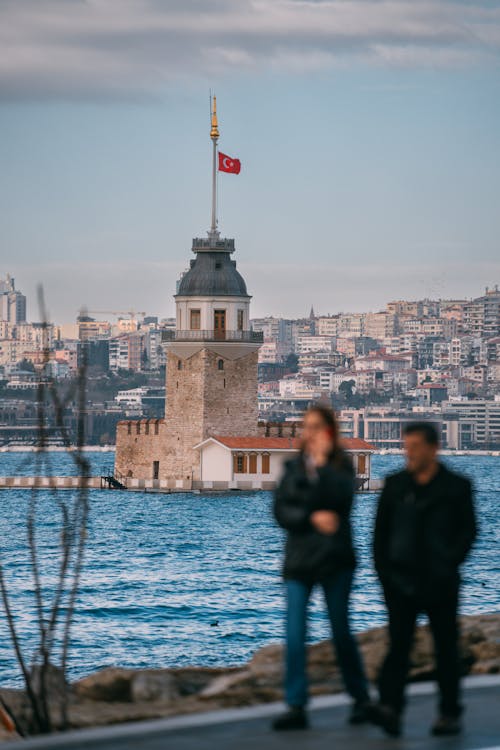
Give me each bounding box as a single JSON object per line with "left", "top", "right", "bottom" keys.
{"left": 0, "top": 452, "right": 498, "bottom": 688}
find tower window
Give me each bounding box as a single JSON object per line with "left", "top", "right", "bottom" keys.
{"left": 190, "top": 309, "right": 201, "bottom": 330}
{"left": 218, "top": 359, "right": 224, "bottom": 370}
{"left": 178, "top": 359, "right": 183, "bottom": 370}
{"left": 136, "top": 422, "right": 141, "bottom": 435}
{"left": 237, "top": 309, "right": 244, "bottom": 331}
{"left": 127, "top": 422, "right": 132, "bottom": 435}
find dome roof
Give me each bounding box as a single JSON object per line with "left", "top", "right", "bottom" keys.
{"left": 176, "top": 250, "right": 249, "bottom": 298}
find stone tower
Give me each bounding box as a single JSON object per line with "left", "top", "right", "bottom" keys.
{"left": 114, "top": 96, "right": 262, "bottom": 487}
{"left": 162, "top": 235, "right": 262, "bottom": 482}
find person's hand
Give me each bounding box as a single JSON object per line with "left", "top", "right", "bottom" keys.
{"left": 310, "top": 510, "right": 340, "bottom": 536}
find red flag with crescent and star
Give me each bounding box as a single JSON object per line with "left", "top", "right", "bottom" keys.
{"left": 218, "top": 152, "right": 241, "bottom": 174}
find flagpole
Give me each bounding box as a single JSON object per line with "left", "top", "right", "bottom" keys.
{"left": 210, "top": 95, "right": 219, "bottom": 238}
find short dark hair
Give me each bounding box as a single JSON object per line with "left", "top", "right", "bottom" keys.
{"left": 403, "top": 421, "right": 440, "bottom": 446}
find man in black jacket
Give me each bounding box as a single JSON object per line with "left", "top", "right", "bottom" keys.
{"left": 369, "top": 422, "right": 476, "bottom": 738}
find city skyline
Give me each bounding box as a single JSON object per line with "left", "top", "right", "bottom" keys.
{"left": 1, "top": 1, "right": 500, "bottom": 322}
{"left": 1, "top": 271, "right": 498, "bottom": 327}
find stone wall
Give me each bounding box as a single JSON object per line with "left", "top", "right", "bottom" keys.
{"left": 115, "top": 419, "right": 166, "bottom": 480}
{"left": 258, "top": 421, "right": 302, "bottom": 438}
{"left": 115, "top": 347, "right": 260, "bottom": 484}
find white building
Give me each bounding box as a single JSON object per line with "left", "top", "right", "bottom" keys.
{"left": 194, "top": 436, "right": 376, "bottom": 491}
{"left": 296, "top": 335, "right": 335, "bottom": 354}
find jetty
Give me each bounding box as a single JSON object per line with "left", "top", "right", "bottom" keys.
{"left": 0, "top": 475, "right": 384, "bottom": 492}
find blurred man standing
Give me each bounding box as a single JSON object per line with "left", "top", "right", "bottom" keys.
{"left": 369, "top": 422, "right": 476, "bottom": 738}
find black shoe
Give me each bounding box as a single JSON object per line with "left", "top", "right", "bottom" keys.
{"left": 431, "top": 715, "right": 462, "bottom": 736}
{"left": 272, "top": 706, "right": 309, "bottom": 731}
{"left": 366, "top": 702, "right": 402, "bottom": 737}
{"left": 349, "top": 699, "right": 372, "bottom": 725}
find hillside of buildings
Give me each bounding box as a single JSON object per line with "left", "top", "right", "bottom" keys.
{"left": 1, "top": 274, "right": 499, "bottom": 450}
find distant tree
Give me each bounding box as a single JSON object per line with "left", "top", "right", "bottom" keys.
{"left": 18, "top": 358, "right": 36, "bottom": 373}
{"left": 338, "top": 379, "right": 356, "bottom": 400}
{"left": 0, "top": 291, "right": 90, "bottom": 736}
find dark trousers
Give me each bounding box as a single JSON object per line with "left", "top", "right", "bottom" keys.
{"left": 378, "top": 585, "right": 462, "bottom": 717}
{"left": 285, "top": 569, "right": 369, "bottom": 707}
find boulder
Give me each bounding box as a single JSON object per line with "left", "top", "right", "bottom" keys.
{"left": 73, "top": 667, "right": 134, "bottom": 702}
{"left": 199, "top": 671, "right": 250, "bottom": 699}
{"left": 130, "top": 671, "right": 179, "bottom": 704}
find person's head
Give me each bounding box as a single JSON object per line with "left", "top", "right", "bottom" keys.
{"left": 403, "top": 422, "right": 440, "bottom": 474}
{"left": 301, "top": 404, "right": 340, "bottom": 459}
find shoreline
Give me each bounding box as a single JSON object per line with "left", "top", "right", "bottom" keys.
{"left": 1, "top": 445, "right": 500, "bottom": 457}
{"left": 1, "top": 612, "right": 498, "bottom": 738}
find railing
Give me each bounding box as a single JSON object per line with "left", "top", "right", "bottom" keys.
{"left": 192, "top": 237, "right": 235, "bottom": 252}
{"left": 162, "top": 329, "right": 264, "bottom": 343}
{"left": 100, "top": 468, "right": 128, "bottom": 490}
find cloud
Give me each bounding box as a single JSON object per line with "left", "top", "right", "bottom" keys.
{"left": 0, "top": 0, "right": 499, "bottom": 99}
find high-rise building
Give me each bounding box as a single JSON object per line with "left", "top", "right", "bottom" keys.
{"left": 0, "top": 275, "right": 26, "bottom": 324}
{"left": 463, "top": 286, "right": 500, "bottom": 338}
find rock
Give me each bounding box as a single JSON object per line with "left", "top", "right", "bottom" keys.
{"left": 130, "top": 671, "right": 179, "bottom": 704}
{"left": 172, "top": 667, "right": 236, "bottom": 697}
{"left": 73, "top": 667, "right": 134, "bottom": 702}
{"left": 2, "top": 613, "right": 498, "bottom": 737}
{"left": 30, "top": 663, "right": 67, "bottom": 699}
{"left": 471, "top": 658, "right": 500, "bottom": 674}
{"left": 199, "top": 671, "right": 249, "bottom": 699}
{"left": 469, "top": 640, "right": 500, "bottom": 662}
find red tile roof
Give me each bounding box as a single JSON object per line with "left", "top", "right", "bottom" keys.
{"left": 212, "top": 436, "right": 376, "bottom": 451}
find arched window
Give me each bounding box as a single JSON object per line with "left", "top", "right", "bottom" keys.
{"left": 261, "top": 452, "right": 270, "bottom": 474}
{"left": 249, "top": 453, "right": 257, "bottom": 473}
{"left": 136, "top": 422, "right": 141, "bottom": 435}
{"left": 218, "top": 359, "right": 224, "bottom": 370}
{"left": 233, "top": 453, "right": 247, "bottom": 474}
{"left": 177, "top": 359, "right": 183, "bottom": 370}
{"left": 127, "top": 422, "right": 132, "bottom": 435}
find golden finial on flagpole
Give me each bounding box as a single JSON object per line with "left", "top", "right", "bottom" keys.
{"left": 209, "top": 93, "right": 219, "bottom": 237}
{"left": 210, "top": 95, "right": 219, "bottom": 141}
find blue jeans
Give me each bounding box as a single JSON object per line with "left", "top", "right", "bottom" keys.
{"left": 285, "top": 570, "right": 369, "bottom": 707}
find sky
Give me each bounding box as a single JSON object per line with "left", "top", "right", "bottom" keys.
{"left": 1, "top": 0, "right": 500, "bottom": 323}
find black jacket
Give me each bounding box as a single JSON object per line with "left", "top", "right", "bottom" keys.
{"left": 273, "top": 454, "right": 356, "bottom": 582}
{"left": 374, "top": 463, "right": 476, "bottom": 598}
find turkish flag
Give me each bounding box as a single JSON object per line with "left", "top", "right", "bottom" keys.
{"left": 218, "top": 152, "right": 241, "bottom": 174}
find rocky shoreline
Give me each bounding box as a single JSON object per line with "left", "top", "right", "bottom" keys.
{"left": 1, "top": 612, "right": 498, "bottom": 740}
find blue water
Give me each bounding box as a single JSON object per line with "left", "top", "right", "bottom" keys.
{"left": 0, "top": 452, "right": 498, "bottom": 687}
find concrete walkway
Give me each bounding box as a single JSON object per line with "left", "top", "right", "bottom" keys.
{"left": 5, "top": 675, "right": 500, "bottom": 750}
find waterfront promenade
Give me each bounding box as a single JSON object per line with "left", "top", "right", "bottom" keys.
{"left": 4, "top": 676, "right": 500, "bottom": 750}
